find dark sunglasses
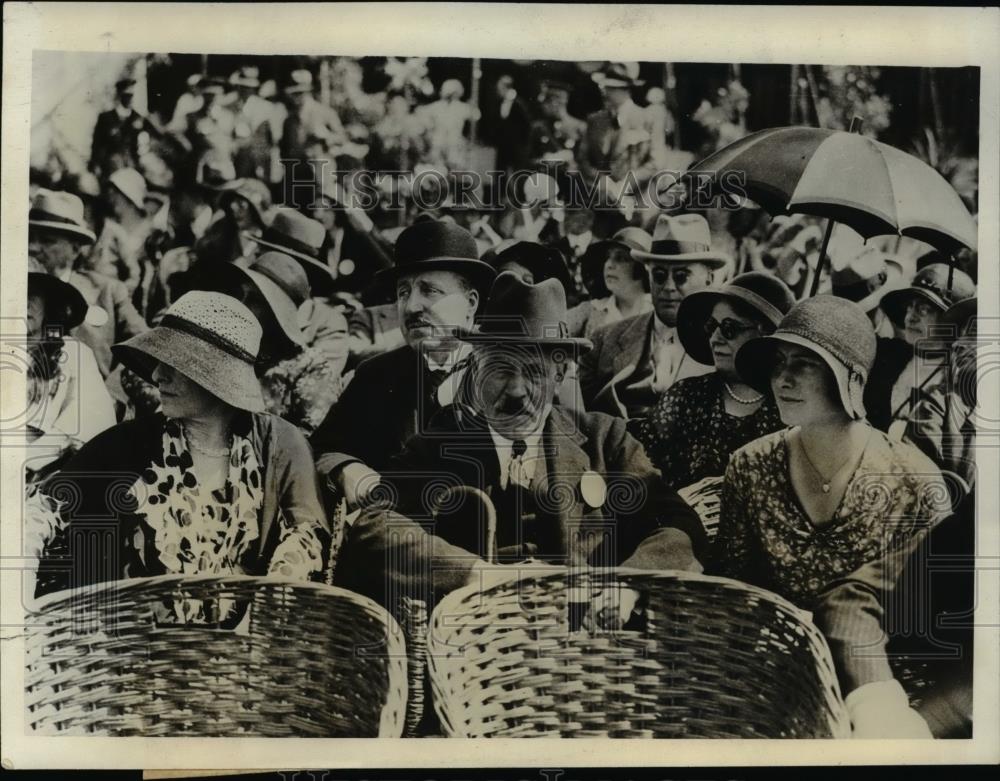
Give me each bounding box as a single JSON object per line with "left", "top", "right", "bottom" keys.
{"left": 650, "top": 266, "right": 693, "bottom": 286}
{"left": 703, "top": 317, "right": 759, "bottom": 340}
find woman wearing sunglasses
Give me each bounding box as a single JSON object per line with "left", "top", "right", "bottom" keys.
{"left": 714, "top": 295, "right": 952, "bottom": 738}
{"left": 635, "top": 272, "right": 795, "bottom": 490}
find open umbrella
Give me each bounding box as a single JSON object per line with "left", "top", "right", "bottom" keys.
{"left": 686, "top": 121, "right": 978, "bottom": 296}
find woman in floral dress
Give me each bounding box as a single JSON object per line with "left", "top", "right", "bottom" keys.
{"left": 635, "top": 272, "right": 795, "bottom": 491}
{"left": 715, "top": 295, "right": 951, "bottom": 738}
{"left": 35, "top": 292, "right": 328, "bottom": 616}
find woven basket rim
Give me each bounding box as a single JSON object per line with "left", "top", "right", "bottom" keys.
{"left": 441, "top": 565, "right": 814, "bottom": 624}
{"left": 30, "top": 573, "right": 397, "bottom": 629}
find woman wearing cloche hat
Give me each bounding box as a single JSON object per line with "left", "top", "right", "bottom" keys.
{"left": 35, "top": 291, "right": 328, "bottom": 614}
{"left": 712, "top": 294, "right": 952, "bottom": 738}
{"left": 635, "top": 271, "right": 794, "bottom": 492}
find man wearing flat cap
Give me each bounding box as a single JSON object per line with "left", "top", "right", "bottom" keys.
{"left": 90, "top": 77, "right": 157, "bottom": 180}
{"left": 311, "top": 220, "right": 496, "bottom": 508}
{"left": 334, "top": 272, "right": 706, "bottom": 608}
{"left": 580, "top": 213, "right": 723, "bottom": 420}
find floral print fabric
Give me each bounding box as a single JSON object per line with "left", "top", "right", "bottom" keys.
{"left": 713, "top": 427, "right": 951, "bottom": 608}
{"left": 635, "top": 372, "right": 784, "bottom": 490}
{"left": 127, "top": 418, "right": 322, "bottom": 622}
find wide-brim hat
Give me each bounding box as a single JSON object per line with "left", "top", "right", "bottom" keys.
{"left": 28, "top": 189, "right": 96, "bottom": 244}
{"left": 245, "top": 208, "right": 335, "bottom": 296}
{"left": 880, "top": 262, "right": 977, "bottom": 329}
{"left": 108, "top": 167, "right": 148, "bottom": 214}
{"left": 112, "top": 291, "right": 265, "bottom": 413}
{"left": 27, "top": 268, "right": 88, "bottom": 330}
{"left": 188, "top": 255, "right": 306, "bottom": 356}
{"left": 284, "top": 69, "right": 314, "bottom": 94}
{"left": 376, "top": 219, "right": 497, "bottom": 298}
{"left": 459, "top": 272, "right": 592, "bottom": 353}
{"left": 678, "top": 271, "right": 797, "bottom": 365}
{"left": 230, "top": 67, "right": 261, "bottom": 90}
{"left": 831, "top": 246, "right": 904, "bottom": 313}
{"left": 217, "top": 178, "right": 273, "bottom": 227}
{"left": 735, "top": 295, "right": 877, "bottom": 420}
{"left": 631, "top": 213, "right": 730, "bottom": 268}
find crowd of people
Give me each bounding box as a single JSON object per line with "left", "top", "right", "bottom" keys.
{"left": 24, "top": 58, "right": 978, "bottom": 740}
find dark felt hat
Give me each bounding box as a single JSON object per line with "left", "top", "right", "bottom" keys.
{"left": 492, "top": 241, "right": 574, "bottom": 292}
{"left": 376, "top": 219, "right": 496, "bottom": 296}
{"left": 27, "top": 260, "right": 88, "bottom": 330}
{"left": 460, "top": 272, "right": 592, "bottom": 353}
{"left": 246, "top": 208, "right": 336, "bottom": 296}
{"left": 678, "top": 272, "right": 797, "bottom": 365}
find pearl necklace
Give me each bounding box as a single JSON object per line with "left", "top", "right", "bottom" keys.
{"left": 723, "top": 381, "right": 763, "bottom": 405}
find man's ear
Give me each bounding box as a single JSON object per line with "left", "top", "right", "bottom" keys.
{"left": 467, "top": 287, "right": 480, "bottom": 315}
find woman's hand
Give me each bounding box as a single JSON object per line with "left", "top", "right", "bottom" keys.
{"left": 847, "top": 679, "right": 933, "bottom": 739}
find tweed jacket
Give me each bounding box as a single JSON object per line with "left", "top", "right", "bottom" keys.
{"left": 334, "top": 404, "right": 706, "bottom": 606}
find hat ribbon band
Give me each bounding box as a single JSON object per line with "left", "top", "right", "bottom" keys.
{"left": 649, "top": 239, "right": 712, "bottom": 256}
{"left": 260, "top": 229, "right": 321, "bottom": 260}
{"left": 159, "top": 314, "right": 256, "bottom": 364}
{"left": 29, "top": 209, "right": 84, "bottom": 227}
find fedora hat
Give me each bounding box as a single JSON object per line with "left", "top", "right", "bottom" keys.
{"left": 377, "top": 219, "right": 496, "bottom": 297}
{"left": 831, "top": 246, "right": 903, "bottom": 313}
{"left": 28, "top": 189, "right": 96, "bottom": 244}
{"left": 108, "top": 167, "right": 148, "bottom": 213}
{"left": 200, "top": 75, "right": 228, "bottom": 95}
{"left": 880, "top": 263, "right": 977, "bottom": 329}
{"left": 246, "top": 208, "right": 336, "bottom": 296}
{"left": 630, "top": 213, "right": 730, "bottom": 268}
{"left": 112, "top": 291, "right": 265, "bottom": 412}
{"left": 27, "top": 258, "right": 88, "bottom": 330}
{"left": 284, "top": 69, "right": 313, "bottom": 94}
{"left": 492, "top": 241, "right": 574, "bottom": 291}
{"left": 230, "top": 66, "right": 260, "bottom": 90}
{"left": 460, "top": 272, "right": 592, "bottom": 353}
{"left": 736, "top": 295, "right": 877, "bottom": 420}
{"left": 592, "top": 62, "right": 643, "bottom": 89}
{"left": 217, "top": 177, "right": 273, "bottom": 227}
{"left": 677, "top": 271, "right": 796, "bottom": 365}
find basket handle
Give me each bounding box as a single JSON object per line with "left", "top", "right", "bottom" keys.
{"left": 430, "top": 485, "right": 498, "bottom": 565}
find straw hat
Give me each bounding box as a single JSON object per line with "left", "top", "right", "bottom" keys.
{"left": 112, "top": 291, "right": 265, "bottom": 412}
{"left": 109, "top": 167, "right": 148, "bottom": 213}
{"left": 678, "top": 271, "right": 796, "bottom": 365}
{"left": 217, "top": 177, "right": 273, "bottom": 227}
{"left": 230, "top": 66, "right": 261, "bottom": 90}
{"left": 28, "top": 190, "right": 96, "bottom": 244}
{"left": 460, "top": 272, "right": 592, "bottom": 353}
{"left": 284, "top": 69, "right": 314, "bottom": 94}
{"left": 735, "top": 295, "right": 877, "bottom": 420}
{"left": 630, "top": 213, "right": 730, "bottom": 268}
{"left": 592, "top": 62, "right": 643, "bottom": 89}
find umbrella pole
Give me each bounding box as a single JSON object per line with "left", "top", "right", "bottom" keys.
{"left": 808, "top": 218, "right": 836, "bottom": 297}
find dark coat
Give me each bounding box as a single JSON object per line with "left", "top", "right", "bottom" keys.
{"left": 334, "top": 404, "right": 706, "bottom": 607}
{"left": 864, "top": 336, "right": 916, "bottom": 432}
{"left": 35, "top": 412, "right": 328, "bottom": 598}
{"left": 90, "top": 107, "right": 155, "bottom": 176}
{"left": 310, "top": 344, "right": 444, "bottom": 476}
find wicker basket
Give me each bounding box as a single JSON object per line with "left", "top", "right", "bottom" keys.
{"left": 676, "top": 475, "right": 724, "bottom": 542}
{"left": 428, "top": 567, "right": 851, "bottom": 738}
{"left": 24, "top": 575, "right": 408, "bottom": 737}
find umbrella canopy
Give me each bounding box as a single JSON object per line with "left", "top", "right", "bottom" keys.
{"left": 688, "top": 126, "right": 977, "bottom": 255}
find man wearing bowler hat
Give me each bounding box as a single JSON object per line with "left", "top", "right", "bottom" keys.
{"left": 580, "top": 213, "right": 724, "bottom": 419}
{"left": 311, "top": 220, "right": 496, "bottom": 508}
{"left": 333, "top": 272, "right": 706, "bottom": 608}
{"left": 28, "top": 189, "right": 148, "bottom": 378}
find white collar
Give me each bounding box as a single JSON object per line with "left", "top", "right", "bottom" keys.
{"left": 488, "top": 405, "right": 551, "bottom": 489}
{"left": 423, "top": 342, "right": 472, "bottom": 373}
{"left": 115, "top": 103, "right": 132, "bottom": 119}
{"left": 652, "top": 315, "right": 676, "bottom": 342}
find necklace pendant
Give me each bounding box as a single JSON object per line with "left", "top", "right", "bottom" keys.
{"left": 822, "top": 483, "right": 831, "bottom": 494}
